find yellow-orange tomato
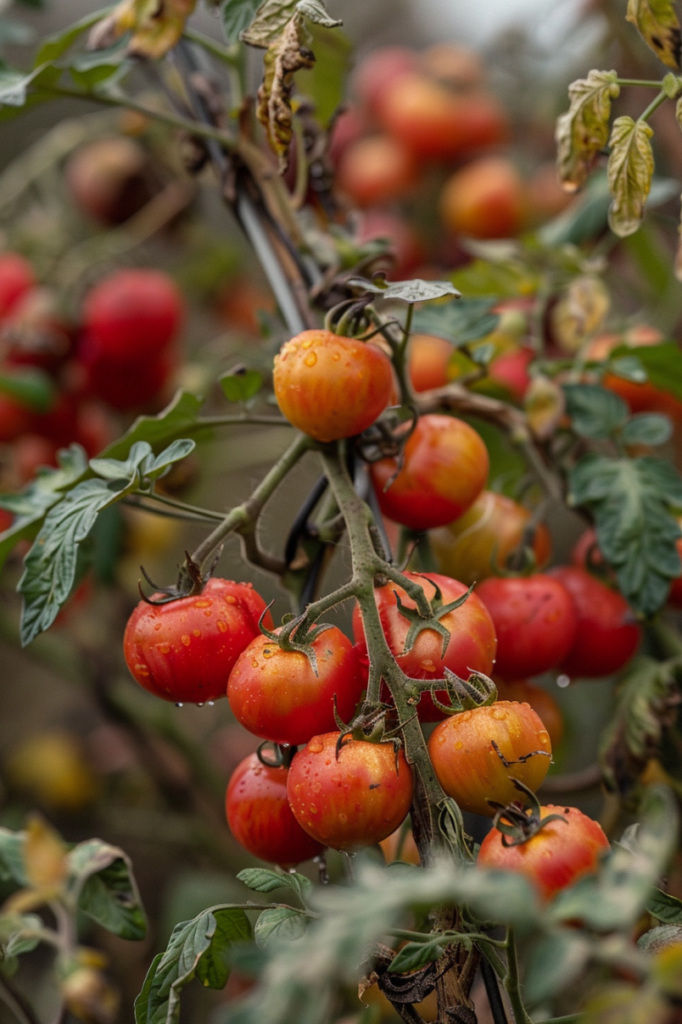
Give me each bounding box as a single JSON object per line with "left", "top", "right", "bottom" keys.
{"left": 428, "top": 701, "right": 552, "bottom": 816}
{"left": 370, "top": 414, "right": 489, "bottom": 531}
{"left": 440, "top": 157, "right": 528, "bottom": 240}
{"left": 408, "top": 334, "right": 453, "bottom": 392}
{"left": 430, "top": 490, "right": 551, "bottom": 586}
{"left": 494, "top": 679, "right": 564, "bottom": 748}
{"left": 273, "top": 330, "right": 393, "bottom": 442}
{"left": 380, "top": 825, "right": 421, "bottom": 865}
{"left": 336, "top": 135, "right": 419, "bottom": 208}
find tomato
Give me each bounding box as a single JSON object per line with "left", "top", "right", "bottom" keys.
{"left": 419, "top": 43, "right": 485, "bottom": 89}
{"left": 475, "top": 575, "right": 577, "bottom": 681}
{"left": 408, "top": 334, "right": 453, "bottom": 393}
{"left": 287, "top": 732, "right": 413, "bottom": 850}
{"left": 494, "top": 679, "right": 564, "bottom": 748}
{"left": 336, "top": 135, "right": 419, "bottom": 208}
{"left": 0, "top": 253, "right": 35, "bottom": 318}
{"left": 273, "top": 330, "right": 393, "bottom": 443}
{"left": 82, "top": 269, "right": 184, "bottom": 364}
{"left": 431, "top": 491, "right": 552, "bottom": 587}
{"left": 380, "top": 824, "right": 420, "bottom": 865}
{"left": 356, "top": 210, "right": 425, "bottom": 277}
{"left": 1, "top": 287, "right": 72, "bottom": 372}
{"left": 0, "top": 392, "right": 36, "bottom": 442}
{"left": 353, "top": 47, "right": 417, "bottom": 119}
{"left": 370, "top": 414, "right": 488, "bottom": 531}
{"left": 488, "top": 346, "right": 534, "bottom": 403}
{"left": 228, "top": 626, "right": 365, "bottom": 746}
{"left": 226, "top": 752, "right": 324, "bottom": 866}
{"left": 440, "top": 158, "right": 528, "bottom": 240}
{"left": 66, "top": 137, "right": 155, "bottom": 226}
{"left": 79, "top": 349, "right": 174, "bottom": 410}
{"left": 123, "top": 578, "right": 274, "bottom": 704}
{"left": 549, "top": 566, "right": 641, "bottom": 679}
{"left": 429, "top": 701, "right": 552, "bottom": 817}
{"left": 352, "top": 571, "right": 497, "bottom": 722}
{"left": 477, "top": 805, "right": 610, "bottom": 901}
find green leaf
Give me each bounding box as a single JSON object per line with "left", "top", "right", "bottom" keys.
{"left": 68, "top": 840, "right": 147, "bottom": 940}
{"left": 0, "top": 62, "right": 61, "bottom": 108}
{"left": 134, "top": 907, "right": 251, "bottom": 1024}
{"left": 19, "top": 476, "right": 135, "bottom": 646}
{"left": 569, "top": 453, "right": 682, "bottom": 616}
{"left": 411, "top": 297, "right": 499, "bottom": 345}
{"left": 647, "top": 886, "right": 682, "bottom": 924}
{"left": 626, "top": 0, "right": 681, "bottom": 70}
{"left": 348, "top": 277, "right": 460, "bottom": 305}
{"left": 556, "top": 70, "right": 620, "bottom": 191}
{"left": 608, "top": 355, "right": 648, "bottom": 383}
{"left": 221, "top": 0, "right": 261, "bottom": 43}
{"left": 102, "top": 391, "right": 206, "bottom": 460}
{"left": 523, "top": 931, "right": 592, "bottom": 1004}
{"left": 254, "top": 907, "right": 307, "bottom": 947}
{"left": 237, "top": 868, "right": 311, "bottom": 902}
{"left": 607, "top": 116, "right": 655, "bottom": 238}
{"left": 295, "top": 23, "right": 352, "bottom": 127}
{"left": 388, "top": 940, "right": 444, "bottom": 974}
{"left": 563, "top": 383, "right": 628, "bottom": 439}
{"left": 0, "top": 368, "right": 56, "bottom": 412}
{"left": 220, "top": 369, "right": 263, "bottom": 403}
{"left": 612, "top": 342, "right": 682, "bottom": 402}
{"left": 33, "top": 7, "right": 114, "bottom": 66}
{"left": 622, "top": 413, "right": 673, "bottom": 446}
{"left": 0, "top": 829, "right": 27, "bottom": 886}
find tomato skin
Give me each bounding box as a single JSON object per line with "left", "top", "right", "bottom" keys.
{"left": 477, "top": 805, "right": 610, "bottom": 901}
{"left": 273, "top": 330, "right": 393, "bottom": 443}
{"left": 431, "top": 490, "right": 552, "bottom": 587}
{"left": 226, "top": 753, "right": 324, "bottom": 866}
{"left": 370, "top": 414, "right": 489, "bottom": 532}
{"left": 82, "top": 270, "right": 184, "bottom": 363}
{"left": 475, "top": 575, "right": 578, "bottom": 681}
{"left": 0, "top": 253, "right": 35, "bottom": 318}
{"left": 336, "top": 135, "right": 419, "bottom": 208}
{"left": 549, "top": 566, "right": 641, "bottom": 679}
{"left": 408, "top": 334, "right": 452, "bottom": 393}
{"left": 352, "top": 571, "right": 497, "bottom": 722}
{"left": 380, "top": 825, "right": 420, "bottom": 865}
{"left": 494, "top": 679, "right": 564, "bottom": 748}
{"left": 228, "top": 627, "right": 365, "bottom": 746}
{"left": 123, "top": 578, "right": 274, "bottom": 704}
{"left": 287, "top": 732, "right": 413, "bottom": 850}
{"left": 440, "top": 158, "right": 527, "bottom": 240}
{"left": 80, "top": 349, "right": 173, "bottom": 410}
{"left": 353, "top": 47, "right": 417, "bottom": 119}
{"left": 429, "top": 701, "right": 551, "bottom": 817}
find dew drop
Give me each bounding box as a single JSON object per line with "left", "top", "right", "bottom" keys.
{"left": 332, "top": 352, "right": 340, "bottom": 361}
{"left": 196, "top": 703, "right": 204, "bottom": 708}
{"left": 263, "top": 648, "right": 275, "bottom": 659}
{"left": 308, "top": 804, "right": 318, "bottom": 814}
{"left": 339, "top": 813, "right": 348, "bottom": 824}
{"left": 176, "top": 703, "right": 184, "bottom": 708}
{"left": 226, "top": 595, "right": 237, "bottom": 605}
{"left": 308, "top": 741, "right": 323, "bottom": 754}
{"left": 181, "top": 634, "right": 191, "bottom": 646}
{"left": 454, "top": 740, "right": 463, "bottom": 751}
{"left": 491, "top": 706, "right": 507, "bottom": 720}
{"left": 556, "top": 674, "right": 570, "bottom": 688}
{"left": 193, "top": 629, "right": 201, "bottom": 637}
{"left": 158, "top": 643, "right": 170, "bottom": 655}
{"left": 420, "top": 659, "right": 436, "bottom": 672}
{"left": 153, "top": 622, "right": 162, "bottom": 631}
{"left": 304, "top": 352, "right": 317, "bottom": 367}
{"left": 301, "top": 338, "right": 314, "bottom": 350}
{"left": 217, "top": 620, "right": 227, "bottom": 633}
{"left": 195, "top": 600, "right": 210, "bottom": 608}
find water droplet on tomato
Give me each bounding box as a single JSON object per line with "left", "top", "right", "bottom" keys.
{"left": 304, "top": 352, "right": 317, "bottom": 367}
{"left": 420, "top": 659, "right": 436, "bottom": 672}
{"left": 181, "top": 635, "right": 191, "bottom": 646}
{"left": 301, "top": 338, "right": 314, "bottom": 350}
{"left": 491, "top": 706, "right": 507, "bottom": 720}
{"left": 556, "top": 674, "right": 570, "bottom": 688}
{"left": 263, "top": 648, "right": 275, "bottom": 659}
{"left": 312, "top": 781, "right": 321, "bottom": 793}
{"left": 193, "top": 629, "right": 201, "bottom": 637}
{"left": 153, "top": 622, "right": 162, "bottom": 631}
{"left": 195, "top": 600, "right": 210, "bottom": 608}
{"left": 332, "top": 352, "right": 340, "bottom": 361}
{"left": 158, "top": 643, "right": 170, "bottom": 655}
{"left": 226, "top": 595, "right": 237, "bottom": 605}
{"left": 308, "top": 804, "right": 318, "bottom": 814}
{"left": 217, "top": 620, "right": 227, "bottom": 632}
{"left": 339, "top": 813, "right": 347, "bottom": 824}
{"left": 175, "top": 703, "right": 184, "bottom": 708}
{"left": 308, "top": 740, "right": 323, "bottom": 753}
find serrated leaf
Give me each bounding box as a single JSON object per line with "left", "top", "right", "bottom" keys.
{"left": 33, "top": 7, "right": 112, "bottom": 66}
{"left": 68, "top": 839, "right": 146, "bottom": 940}
{"left": 254, "top": 907, "right": 307, "bottom": 947}
{"left": 349, "top": 277, "right": 460, "bottom": 304}
{"left": 607, "top": 116, "right": 654, "bottom": 238}
{"left": 388, "top": 940, "right": 444, "bottom": 974}
{"left": 647, "top": 886, "right": 682, "bottom": 924}
{"left": 144, "top": 438, "right": 196, "bottom": 479}
{"left": 134, "top": 907, "right": 251, "bottom": 1024}
{"left": 622, "top": 413, "right": 672, "bottom": 446}
{"left": 556, "top": 70, "right": 620, "bottom": 191}
{"left": 221, "top": 0, "right": 261, "bottom": 42}
{"left": 220, "top": 369, "right": 264, "bottom": 403}
{"left": 627, "top": 0, "right": 681, "bottom": 70}
{"left": 563, "top": 383, "right": 628, "bottom": 439}
{"left": 237, "top": 868, "right": 312, "bottom": 901}
{"left": 523, "top": 931, "right": 592, "bottom": 1004}
{"left": 411, "top": 297, "right": 498, "bottom": 345}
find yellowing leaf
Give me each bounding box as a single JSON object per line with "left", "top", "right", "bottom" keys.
{"left": 556, "top": 70, "right": 620, "bottom": 192}
{"left": 524, "top": 375, "right": 565, "bottom": 441}
{"left": 88, "top": 0, "right": 197, "bottom": 59}
{"left": 607, "top": 116, "right": 655, "bottom": 237}
{"left": 256, "top": 14, "right": 314, "bottom": 170}
{"left": 552, "top": 275, "right": 611, "bottom": 354}
{"left": 626, "top": 0, "right": 681, "bottom": 70}
{"left": 23, "top": 814, "right": 68, "bottom": 891}
{"left": 242, "top": 0, "right": 340, "bottom": 48}
{"left": 653, "top": 941, "right": 682, "bottom": 997}
{"left": 583, "top": 983, "right": 669, "bottom": 1024}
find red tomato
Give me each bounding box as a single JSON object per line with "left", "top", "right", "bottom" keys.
{"left": 0, "top": 508, "right": 13, "bottom": 532}
{"left": 475, "top": 575, "right": 577, "bottom": 681}
{"left": 328, "top": 107, "right": 366, "bottom": 165}
{"left": 79, "top": 349, "right": 173, "bottom": 410}
{"left": 82, "top": 269, "right": 184, "bottom": 364}
{"left": 428, "top": 701, "right": 552, "bottom": 817}
{"left": 352, "top": 571, "right": 497, "bottom": 722}
{"left": 431, "top": 490, "right": 552, "bottom": 587}
{"left": 353, "top": 47, "right": 417, "bottom": 119}
{"left": 550, "top": 566, "right": 641, "bottom": 679}
{"left": 123, "top": 578, "right": 274, "bottom": 704}
{"left": 228, "top": 626, "right": 365, "bottom": 746}
{"left": 226, "top": 753, "right": 324, "bottom": 866}
{"left": 66, "top": 137, "right": 155, "bottom": 226}
{"left": 0, "top": 253, "right": 35, "bottom": 318}
{"left": 273, "top": 330, "right": 393, "bottom": 443}
{"left": 408, "top": 334, "right": 452, "bottom": 393}
{"left": 488, "top": 346, "right": 534, "bottom": 403}
{"left": 370, "top": 414, "right": 489, "bottom": 531}
{"left": 336, "top": 135, "right": 419, "bottom": 208}
{"left": 440, "top": 158, "right": 528, "bottom": 240}
{"left": 477, "top": 805, "right": 610, "bottom": 901}
{"left": 287, "top": 732, "right": 413, "bottom": 850}
{"left": 1, "top": 287, "right": 72, "bottom": 372}
{"left": 494, "top": 679, "right": 564, "bottom": 748}
{"left": 0, "top": 392, "right": 36, "bottom": 443}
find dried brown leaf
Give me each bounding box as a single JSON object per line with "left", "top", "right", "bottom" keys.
{"left": 256, "top": 13, "right": 314, "bottom": 170}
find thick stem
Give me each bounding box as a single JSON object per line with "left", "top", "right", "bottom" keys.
{"left": 504, "top": 928, "right": 533, "bottom": 1024}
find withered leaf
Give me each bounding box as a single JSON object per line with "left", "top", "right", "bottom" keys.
{"left": 242, "top": 0, "right": 340, "bottom": 48}
{"left": 88, "top": 0, "right": 196, "bottom": 60}
{"left": 607, "top": 115, "right": 655, "bottom": 237}
{"left": 256, "top": 13, "right": 314, "bottom": 170}
{"left": 626, "top": 0, "right": 682, "bottom": 70}
{"left": 556, "top": 69, "right": 620, "bottom": 192}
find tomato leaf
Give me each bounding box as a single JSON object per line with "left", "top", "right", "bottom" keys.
{"left": 611, "top": 341, "right": 682, "bottom": 402}
{"left": 563, "top": 383, "right": 628, "bottom": 439}
{"left": 568, "top": 453, "right": 682, "bottom": 616}
{"left": 411, "top": 297, "right": 499, "bottom": 345}
{"left": 523, "top": 931, "right": 592, "bottom": 1004}
{"left": 556, "top": 70, "right": 620, "bottom": 192}
{"left": 134, "top": 907, "right": 252, "bottom": 1024}
{"left": 607, "top": 354, "right": 648, "bottom": 383}
{"left": 647, "top": 886, "right": 682, "bottom": 924}
{"left": 348, "top": 277, "right": 460, "bottom": 305}
{"left": 622, "top": 413, "right": 673, "bottom": 446}
{"left": 237, "top": 867, "right": 312, "bottom": 901}
{"left": 102, "top": 391, "right": 207, "bottom": 459}
{"left": 254, "top": 907, "right": 307, "bottom": 947}
{"left": 220, "top": 368, "right": 264, "bottom": 403}
{"left": 607, "top": 116, "right": 654, "bottom": 238}
{"left": 626, "top": 0, "right": 681, "bottom": 70}
{"left": 33, "top": 7, "right": 113, "bottom": 66}
{"left": 638, "top": 924, "right": 682, "bottom": 950}
{"left": 0, "top": 828, "right": 28, "bottom": 886}
{"left": 0, "top": 368, "right": 56, "bottom": 412}
{"left": 241, "top": 0, "right": 340, "bottom": 47}
{"left": 220, "top": 0, "right": 261, "bottom": 43}
{"left": 0, "top": 62, "right": 61, "bottom": 109}
{"left": 68, "top": 839, "right": 147, "bottom": 940}
{"left": 388, "top": 940, "right": 444, "bottom": 974}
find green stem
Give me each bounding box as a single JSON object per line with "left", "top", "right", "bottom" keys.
{"left": 615, "top": 78, "right": 667, "bottom": 87}
{"left": 504, "top": 928, "right": 533, "bottom": 1024}
{"left": 196, "top": 415, "right": 289, "bottom": 428}
{"left": 639, "top": 88, "right": 668, "bottom": 122}
{"left": 138, "top": 492, "right": 225, "bottom": 522}
{"left": 182, "top": 27, "right": 240, "bottom": 66}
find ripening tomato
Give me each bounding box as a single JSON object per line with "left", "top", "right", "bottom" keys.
{"left": 487, "top": 346, "right": 534, "bottom": 403}
{"left": 352, "top": 571, "right": 497, "bottom": 721}
{"left": 287, "top": 732, "right": 413, "bottom": 850}
{"left": 429, "top": 701, "right": 551, "bottom": 817}
{"left": 430, "top": 491, "right": 552, "bottom": 586}
{"left": 380, "top": 824, "right": 421, "bottom": 865}
{"left": 123, "top": 578, "right": 273, "bottom": 704}
{"left": 82, "top": 269, "right": 184, "bottom": 364}
{"left": 226, "top": 753, "right": 324, "bottom": 866}
{"left": 419, "top": 43, "right": 486, "bottom": 89}
{"left": 353, "top": 47, "right": 417, "bottom": 119}
{"left": 66, "top": 137, "right": 156, "bottom": 226}
{"left": 494, "top": 679, "right": 564, "bottom": 748}
{"left": 408, "top": 334, "right": 452, "bottom": 393}
{"left": 550, "top": 566, "right": 641, "bottom": 679}
{"left": 336, "top": 135, "right": 419, "bottom": 208}
{"left": 273, "top": 330, "right": 393, "bottom": 443}
{"left": 0, "top": 253, "right": 35, "bottom": 318}
{"left": 79, "top": 348, "right": 174, "bottom": 410}
{"left": 440, "top": 158, "right": 528, "bottom": 240}
{"left": 228, "top": 626, "right": 365, "bottom": 746}
{"left": 370, "top": 414, "right": 489, "bottom": 531}
{"left": 477, "top": 805, "right": 610, "bottom": 901}
{"left": 475, "top": 575, "right": 578, "bottom": 681}
{"left": 0, "top": 392, "right": 36, "bottom": 443}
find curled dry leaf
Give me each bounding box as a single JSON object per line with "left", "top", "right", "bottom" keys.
{"left": 524, "top": 375, "right": 566, "bottom": 441}
{"left": 552, "top": 276, "right": 610, "bottom": 354}
{"left": 607, "top": 116, "right": 655, "bottom": 238}
{"left": 88, "top": 0, "right": 196, "bottom": 59}
{"left": 257, "top": 14, "right": 315, "bottom": 171}
{"left": 556, "top": 70, "right": 620, "bottom": 192}
{"left": 626, "top": 0, "right": 682, "bottom": 70}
